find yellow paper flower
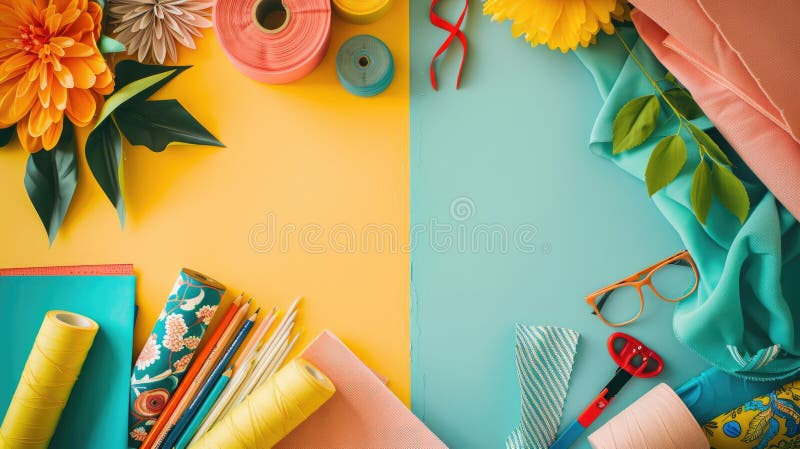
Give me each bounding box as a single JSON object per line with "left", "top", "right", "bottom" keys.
{"left": 483, "top": 0, "right": 630, "bottom": 53}
{"left": 0, "top": 0, "right": 114, "bottom": 152}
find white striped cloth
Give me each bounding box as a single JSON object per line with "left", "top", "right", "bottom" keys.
{"left": 506, "top": 324, "right": 580, "bottom": 449}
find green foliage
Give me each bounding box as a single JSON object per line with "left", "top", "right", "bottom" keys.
{"left": 612, "top": 31, "right": 750, "bottom": 225}
{"left": 24, "top": 122, "right": 78, "bottom": 244}
{"left": 663, "top": 88, "right": 703, "bottom": 120}
{"left": 688, "top": 122, "right": 731, "bottom": 165}
{"left": 691, "top": 159, "right": 713, "bottom": 224}
{"left": 98, "top": 35, "right": 125, "bottom": 54}
{"left": 712, "top": 164, "right": 749, "bottom": 224}
{"left": 612, "top": 95, "right": 660, "bottom": 154}
{"left": 115, "top": 100, "right": 225, "bottom": 152}
{"left": 84, "top": 61, "right": 223, "bottom": 226}
{"left": 0, "top": 127, "right": 13, "bottom": 147}
{"left": 86, "top": 119, "right": 125, "bottom": 225}
{"left": 645, "top": 135, "right": 687, "bottom": 196}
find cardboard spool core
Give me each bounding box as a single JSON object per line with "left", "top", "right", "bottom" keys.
{"left": 253, "top": 0, "right": 290, "bottom": 33}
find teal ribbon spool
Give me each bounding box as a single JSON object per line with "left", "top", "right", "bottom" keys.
{"left": 336, "top": 35, "right": 394, "bottom": 97}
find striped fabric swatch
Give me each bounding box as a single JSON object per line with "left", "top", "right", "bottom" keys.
{"left": 506, "top": 324, "right": 580, "bottom": 449}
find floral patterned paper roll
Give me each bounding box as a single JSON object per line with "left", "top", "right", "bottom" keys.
{"left": 128, "top": 269, "right": 225, "bottom": 447}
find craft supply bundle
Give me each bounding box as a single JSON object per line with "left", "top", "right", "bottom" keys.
{"left": 1, "top": 0, "right": 799, "bottom": 448}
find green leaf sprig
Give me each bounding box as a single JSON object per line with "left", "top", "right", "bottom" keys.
{"left": 85, "top": 60, "right": 224, "bottom": 226}
{"left": 612, "top": 31, "right": 749, "bottom": 225}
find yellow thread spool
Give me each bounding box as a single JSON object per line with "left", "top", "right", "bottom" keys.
{"left": 0, "top": 311, "right": 99, "bottom": 449}
{"left": 332, "top": 0, "right": 393, "bottom": 24}
{"left": 190, "top": 358, "right": 335, "bottom": 449}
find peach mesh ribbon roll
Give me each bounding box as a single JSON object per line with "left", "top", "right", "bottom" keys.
{"left": 0, "top": 311, "right": 99, "bottom": 449}
{"left": 588, "top": 383, "right": 709, "bottom": 449}
{"left": 213, "top": 0, "right": 331, "bottom": 84}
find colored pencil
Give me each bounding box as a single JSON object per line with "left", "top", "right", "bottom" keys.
{"left": 211, "top": 303, "right": 297, "bottom": 422}
{"left": 259, "top": 330, "right": 301, "bottom": 386}
{"left": 139, "top": 293, "right": 243, "bottom": 449}
{"left": 189, "top": 310, "right": 278, "bottom": 438}
{"left": 233, "top": 306, "right": 276, "bottom": 370}
{"left": 188, "top": 326, "right": 292, "bottom": 447}
{"left": 234, "top": 318, "right": 294, "bottom": 404}
{"left": 195, "top": 305, "right": 298, "bottom": 440}
{"left": 162, "top": 311, "right": 259, "bottom": 449}
{"left": 174, "top": 367, "right": 232, "bottom": 449}
{"left": 151, "top": 299, "right": 252, "bottom": 449}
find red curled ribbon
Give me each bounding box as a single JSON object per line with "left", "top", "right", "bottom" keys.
{"left": 430, "top": 0, "right": 468, "bottom": 90}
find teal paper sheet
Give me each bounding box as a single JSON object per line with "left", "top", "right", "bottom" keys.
{"left": 409, "top": 4, "right": 709, "bottom": 449}
{"left": 0, "top": 275, "right": 136, "bottom": 449}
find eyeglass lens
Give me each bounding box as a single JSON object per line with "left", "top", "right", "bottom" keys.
{"left": 649, "top": 259, "right": 697, "bottom": 300}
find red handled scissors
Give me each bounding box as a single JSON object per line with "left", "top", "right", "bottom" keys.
{"left": 549, "top": 332, "right": 664, "bottom": 449}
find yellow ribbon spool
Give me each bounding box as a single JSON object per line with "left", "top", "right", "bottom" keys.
{"left": 0, "top": 311, "right": 99, "bottom": 449}
{"left": 190, "top": 358, "right": 335, "bottom": 449}
{"left": 332, "top": 0, "right": 393, "bottom": 24}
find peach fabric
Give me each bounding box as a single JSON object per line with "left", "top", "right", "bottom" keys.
{"left": 630, "top": 0, "right": 800, "bottom": 219}
{"left": 276, "top": 331, "right": 447, "bottom": 449}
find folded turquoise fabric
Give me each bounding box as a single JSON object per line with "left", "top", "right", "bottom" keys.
{"left": 676, "top": 367, "right": 788, "bottom": 423}
{"left": 575, "top": 28, "right": 800, "bottom": 380}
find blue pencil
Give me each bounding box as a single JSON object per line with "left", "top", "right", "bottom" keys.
{"left": 174, "top": 367, "right": 232, "bottom": 449}
{"left": 160, "top": 310, "right": 258, "bottom": 449}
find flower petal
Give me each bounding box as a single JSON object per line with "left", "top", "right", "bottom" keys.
{"left": 64, "top": 87, "right": 95, "bottom": 126}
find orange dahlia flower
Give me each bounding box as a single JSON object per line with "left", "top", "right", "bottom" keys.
{"left": 0, "top": 0, "right": 114, "bottom": 152}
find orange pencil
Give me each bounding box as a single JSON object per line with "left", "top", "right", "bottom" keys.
{"left": 150, "top": 299, "right": 252, "bottom": 449}
{"left": 139, "top": 293, "right": 244, "bottom": 449}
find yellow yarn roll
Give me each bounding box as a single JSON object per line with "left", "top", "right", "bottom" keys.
{"left": 190, "top": 358, "right": 335, "bottom": 449}
{"left": 0, "top": 311, "right": 99, "bottom": 449}
{"left": 332, "top": 0, "right": 393, "bottom": 24}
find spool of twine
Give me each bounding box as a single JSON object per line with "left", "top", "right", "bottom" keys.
{"left": 588, "top": 383, "right": 709, "bottom": 449}
{"left": 0, "top": 311, "right": 99, "bottom": 449}
{"left": 189, "top": 358, "right": 335, "bottom": 449}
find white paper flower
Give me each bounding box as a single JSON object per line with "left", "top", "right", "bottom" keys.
{"left": 135, "top": 334, "right": 162, "bottom": 371}
{"left": 107, "top": 0, "right": 214, "bottom": 64}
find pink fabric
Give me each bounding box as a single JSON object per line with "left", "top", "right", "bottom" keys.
{"left": 275, "top": 331, "right": 448, "bottom": 449}
{"left": 631, "top": 0, "right": 800, "bottom": 219}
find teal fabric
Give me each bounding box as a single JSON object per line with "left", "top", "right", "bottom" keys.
{"left": 575, "top": 28, "right": 800, "bottom": 380}
{"left": 676, "top": 367, "right": 788, "bottom": 424}
{"left": 507, "top": 325, "right": 579, "bottom": 449}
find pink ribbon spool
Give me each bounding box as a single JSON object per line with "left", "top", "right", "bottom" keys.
{"left": 213, "top": 0, "right": 331, "bottom": 84}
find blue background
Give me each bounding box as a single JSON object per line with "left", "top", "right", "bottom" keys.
{"left": 409, "top": 2, "right": 709, "bottom": 448}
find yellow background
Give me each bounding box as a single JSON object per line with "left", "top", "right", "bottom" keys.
{"left": 0, "top": 3, "right": 410, "bottom": 402}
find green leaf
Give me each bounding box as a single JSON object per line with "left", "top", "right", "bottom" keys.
{"left": 712, "top": 163, "right": 750, "bottom": 223}
{"left": 98, "top": 35, "right": 125, "bottom": 54}
{"left": 613, "top": 95, "right": 660, "bottom": 154}
{"left": 95, "top": 70, "right": 176, "bottom": 127}
{"left": 91, "top": 0, "right": 104, "bottom": 7}
{"left": 665, "top": 72, "right": 677, "bottom": 84}
{"left": 0, "top": 127, "right": 13, "bottom": 147}
{"left": 688, "top": 122, "right": 731, "bottom": 165}
{"left": 23, "top": 122, "right": 78, "bottom": 244}
{"left": 691, "top": 159, "right": 713, "bottom": 224}
{"left": 86, "top": 119, "right": 126, "bottom": 225}
{"left": 112, "top": 60, "right": 190, "bottom": 104}
{"left": 663, "top": 88, "right": 704, "bottom": 120}
{"left": 115, "top": 99, "right": 224, "bottom": 152}
{"left": 645, "top": 135, "right": 687, "bottom": 196}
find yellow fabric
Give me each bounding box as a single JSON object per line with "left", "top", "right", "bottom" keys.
{"left": 703, "top": 380, "right": 800, "bottom": 449}
{"left": 0, "top": 4, "right": 410, "bottom": 404}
